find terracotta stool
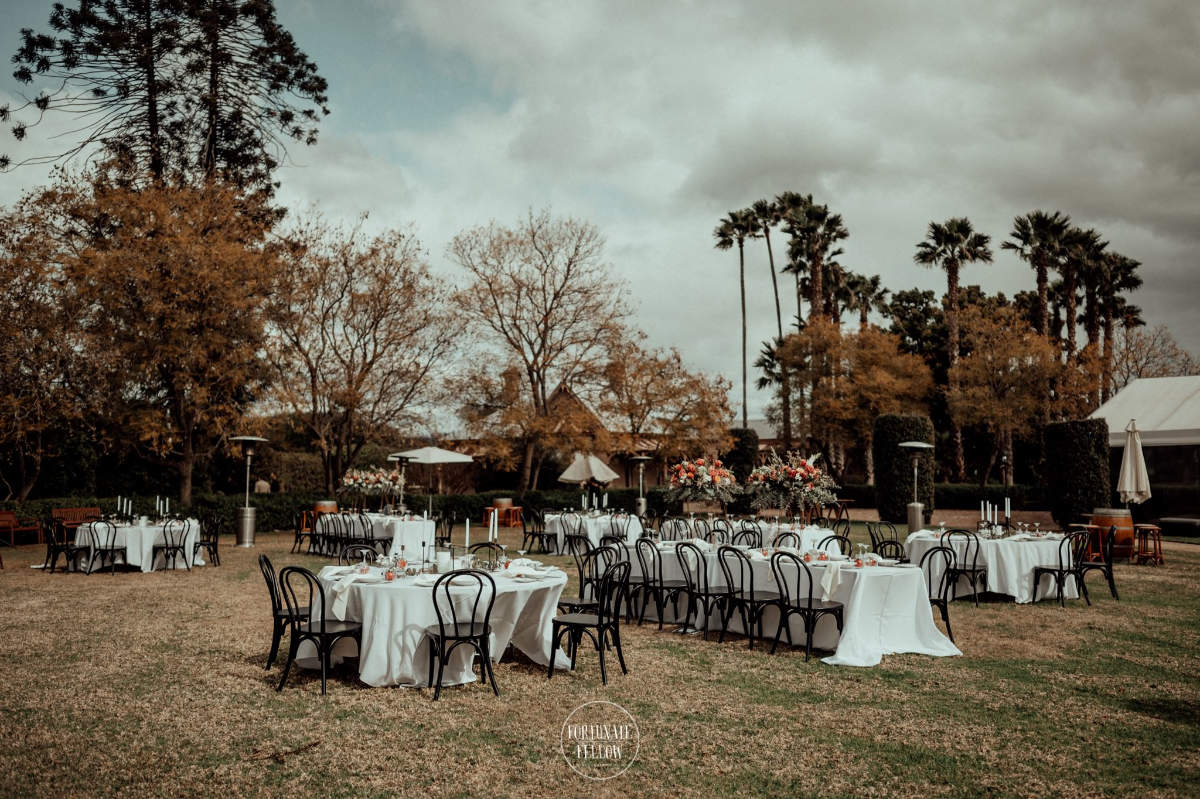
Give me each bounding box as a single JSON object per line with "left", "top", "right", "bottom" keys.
{"left": 1134, "top": 524, "right": 1164, "bottom": 566}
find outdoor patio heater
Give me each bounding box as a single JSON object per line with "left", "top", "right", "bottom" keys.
{"left": 631, "top": 455, "right": 651, "bottom": 516}
{"left": 898, "top": 440, "right": 934, "bottom": 533}
{"left": 230, "top": 436, "right": 268, "bottom": 548}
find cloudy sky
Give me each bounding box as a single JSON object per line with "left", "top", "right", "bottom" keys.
{"left": 3, "top": 0, "right": 1198, "bottom": 420}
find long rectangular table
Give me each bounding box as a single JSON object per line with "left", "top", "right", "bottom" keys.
{"left": 73, "top": 519, "right": 204, "bottom": 573}
{"left": 905, "top": 530, "right": 1079, "bottom": 604}
{"left": 619, "top": 542, "right": 960, "bottom": 667}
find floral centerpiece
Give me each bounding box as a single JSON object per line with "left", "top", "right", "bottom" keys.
{"left": 665, "top": 457, "right": 738, "bottom": 505}
{"left": 340, "top": 466, "right": 405, "bottom": 502}
{"left": 745, "top": 452, "right": 838, "bottom": 513}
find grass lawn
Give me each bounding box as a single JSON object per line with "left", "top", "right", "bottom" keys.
{"left": 1, "top": 523, "right": 1197, "bottom": 798}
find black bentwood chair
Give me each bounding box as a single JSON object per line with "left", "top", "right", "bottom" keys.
{"left": 548, "top": 560, "right": 630, "bottom": 686}
{"left": 1032, "top": 531, "right": 1091, "bottom": 607}
{"left": 425, "top": 569, "right": 498, "bottom": 700}
{"left": 918, "top": 545, "right": 955, "bottom": 643}
{"left": 676, "top": 541, "right": 732, "bottom": 640}
{"left": 86, "top": 520, "right": 127, "bottom": 574}
{"left": 338, "top": 543, "right": 379, "bottom": 566}
{"left": 276, "top": 566, "right": 362, "bottom": 695}
{"left": 1078, "top": 525, "right": 1120, "bottom": 601}
{"left": 941, "top": 529, "right": 988, "bottom": 606}
{"left": 558, "top": 545, "right": 618, "bottom": 614}
{"left": 717, "top": 546, "right": 781, "bottom": 649}
{"left": 152, "top": 518, "right": 192, "bottom": 571}
{"left": 768, "top": 551, "right": 844, "bottom": 660}
{"left": 258, "top": 554, "right": 307, "bottom": 670}
{"left": 194, "top": 513, "right": 221, "bottom": 566}
{"left": 818, "top": 534, "right": 853, "bottom": 558}
{"left": 772, "top": 530, "right": 801, "bottom": 549}
{"left": 635, "top": 538, "right": 687, "bottom": 629}
{"left": 44, "top": 517, "right": 87, "bottom": 574}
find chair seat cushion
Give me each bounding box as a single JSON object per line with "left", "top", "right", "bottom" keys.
{"left": 425, "top": 622, "right": 491, "bottom": 639}
{"left": 788, "top": 599, "right": 843, "bottom": 611}
{"left": 276, "top": 606, "right": 310, "bottom": 620}
{"left": 733, "top": 590, "right": 781, "bottom": 602}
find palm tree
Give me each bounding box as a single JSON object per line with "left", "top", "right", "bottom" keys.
{"left": 714, "top": 208, "right": 761, "bottom": 430}
{"left": 845, "top": 273, "right": 888, "bottom": 330}
{"left": 775, "top": 191, "right": 810, "bottom": 325}
{"left": 914, "top": 217, "right": 993, "bottom": 481}
{"left": 785, "top": 200, "right": 848, "bottom": 321}
{"left": 752, "top": 198, "right": 792, "bottom": 447}
{"left": 1060, "top": 227, "right": 1107, "bottom": 361}
{"left": 1099, "top": 253, "right": 1142, "bottom": 402}
{"left": 1002, "top": 210, "right": 1071, "bottom": 336}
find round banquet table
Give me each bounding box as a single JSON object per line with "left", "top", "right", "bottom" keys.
{"left": 905, "top": 530, "right": 1080, "bottom": 604}
{"left": 545, "top": 512, "right": 642, "bottom": 552}
{"left": 73, "top": 519, "right": 205, "bottom": 573}
{"left": 306, "top": 565, "right": 570, "bottom": 687}
{"left": 619, "top": 542, "right": 960, "bottom": 667}
{"left": 315, "top": 513, "right": 437, "bottom": 558}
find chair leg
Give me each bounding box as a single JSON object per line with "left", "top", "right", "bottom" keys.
{"left": 433, "top": 643, "right": 446, "bottom": 701}
{"left": 276, "top": 638, "right": 298, "bottom": 691}
{"left": 596, "top": 629, "right": 608, "bottom": 685}
{"left": 611, "top": 625, "right": 628, "bottom": 675}
{"left": 547, "top": 625, "right": 562, "bottom": 679}
{"left": 1105, "top": 567, "right": 1118, "bottom": 600}
{"left": 266, "top": 618, "right": 284, "bottom": 669}
{"left": 769, "top": 614, "right": 786, "bottom": 655}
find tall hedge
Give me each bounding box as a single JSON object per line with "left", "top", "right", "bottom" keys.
{"left": 723, "top": 428, "right": 760, "bottom": 483}
{"left": 1044, "top": 418, "right": 1111, "bottom": 528}
{"left": 873, "top": 414, "right": 935, "bottom": 523}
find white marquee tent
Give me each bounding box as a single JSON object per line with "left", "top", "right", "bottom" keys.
{"left": 1089, "top": 376, "right": 1200, "bottom": 446}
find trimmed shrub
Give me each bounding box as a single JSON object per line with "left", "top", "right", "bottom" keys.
{"left": 873, "top": 414, "right": 935, "bottom": 523}
{"left": 1044, "top": 419, "right": 1111, "bottom": 528}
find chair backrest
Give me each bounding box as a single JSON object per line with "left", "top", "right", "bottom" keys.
{"left": 53, "top": 507, "right": 102, "bottom": 525}
{"left": 353, "top": 514, "right": 373, "bottom": 539}
{"left": 706, "top": 526, "right": 732, "bottom": 546}
{"left": 609, "top": 514, "right": 631, "bottom": 539}
{"left": 875, "top": 540, "right": 905, "bottom": 560}
{"left": 660, "top": 518, "right": 689, "bottom": 541}
{"left": 594, "top": 560, "right": 630, "bottom": 625}
{"left": 691, "top": 519, "right": 711, "bottom": 540}
{"left": 599, "top": 534, "right": 626, "bottom": 550}
{"left": 560, "top": 511, "right": 583, "bottom": 537}
{"left": 431, "top": 569, "right": 496, "bottom": 638}
{"left": 162, "top": 518, "right": 189, "bottom": 548}
{"left": 732, "top": 528, "right": 762, "bottom": 547}
{"left": 717, "top": 545, "right": 758, "bottom": 595}
{"left": 1060, "top": 530, "right": 1090, "bottom": 570}
{"left": 277, "top": 566, "right": 326, "bottom": 633}
{"left": 1101, "top": 524, "right": 1116, "bottom": 566}
{"left": 711, "top": 518, "right": 734, "bottom": 536}
{"left": 770, "top": 550, "right": 818, "bottom": 608}
{"left": 676, "top": 541, "right": 716, "bottom": 595}
{"left": 918, "top": 545, "right": 955, "bottom": 601}
{"left": 468, "top": 541, "right": 504, "bottom": 561}
{"left": 635, "top": 538, "right": 663, "bottom": 585}
{"left": 828, "top": 517, "right": 851, "bottom": 537}
{"left": 258, "top": 554, "right": 283, "bottom": 615}
{"left": 818, "top": 534, "right": 852, "bottom": 557}
{"left": 578, "top": 545, "right": 619, "bottom": 599}
{"left": 772, "top": 530, "right": 801, "bottom": 548}
{"left": 87, "top": 520, "right": 117, "bottom": 550}
{"left": 942, "top": 529, "right": 980, "bottom": 569}
{"left": 339, "top": 543, "right": 379, "bottom": 565}
{"left": 738, "top": 519, "right": 763, "bottom": 534}
{"left": 867, "top": 521, "right": 898, "bottom": 550}
{"left": 46, "top": 517, "right": 69, "bottom": 547}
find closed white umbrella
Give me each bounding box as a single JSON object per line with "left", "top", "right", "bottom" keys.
{"left": 1117, "top": 419, "right": 1151, "bottom": 504}
{"left": 557, "top": 453, "right": 619, "bottom": 484}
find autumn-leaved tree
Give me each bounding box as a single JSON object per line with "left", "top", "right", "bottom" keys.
{"left": 0, "top": 193, "right": 88, "bottom": 499}
{"left": 949, "top": 305, "right": 1060, "bottom": 486}
{"left": 451, "top": 210, "right": 630, "bottom": 493}
{"left": 267, "top": 219, "right": 457, "bottom": 493}
{"left": 1110, "top": 324, "right": 1199, "bottom": 393}
{"left": 41, "top": 172, "right": 279, "bottom": 503}
{"left": 601, "top": 336, "right": 733, "bottom": 463}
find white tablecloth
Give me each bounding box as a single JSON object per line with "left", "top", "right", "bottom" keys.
{"left": 308, "top": 565, "right": 570, "bottom": 687}
{"left": 545, "top": 513, "right": 642, "bottom": 552}
{"left": 621, "top": 542, "right": 959, "bottom": 667}
{"left": 74, "top": 519, "right": 204, "bottom": 573}
{"left": 905, "top": 531, "right": 1079, "bottom": 604}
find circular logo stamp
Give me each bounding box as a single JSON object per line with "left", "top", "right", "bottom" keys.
{"left": 559, "top": 701, "right": 640, "bottom": 780}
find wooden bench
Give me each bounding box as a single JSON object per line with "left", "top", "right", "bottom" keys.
{"left": 51, "top": 507, "right": 103, "bottom": 531}
{"left": 0, "top": 510, "right": 42, "bottom": 546}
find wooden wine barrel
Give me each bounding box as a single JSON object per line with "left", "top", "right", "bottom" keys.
{"left": 314, "top": 500, "right": 338, "bottom": 514}
{"left": 493, "top": 497, "right": 514, "bottom": 509}
{"left": 1090, "top": 508, "right": 1134, "bottom": 561}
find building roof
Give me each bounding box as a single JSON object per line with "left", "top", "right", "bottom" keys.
{"left": 1089, "top": 375, "right": 1200, "bottom": 446}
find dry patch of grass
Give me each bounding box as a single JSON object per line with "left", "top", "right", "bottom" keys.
{"left": 0, "top": 529, "right": 1197, "bottom": 798}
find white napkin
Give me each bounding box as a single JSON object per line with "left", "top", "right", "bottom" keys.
{"left": 507, "top": 558, "right": 543, "bottom": 570}
{"left": 820, "top": 560, "right": 844, "bottom": 599}
{"left": 330, "top": 571, "right": 369, "bottom": 617}
{"left": 689, "top": 537, "right": 711, "bottom": 552}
